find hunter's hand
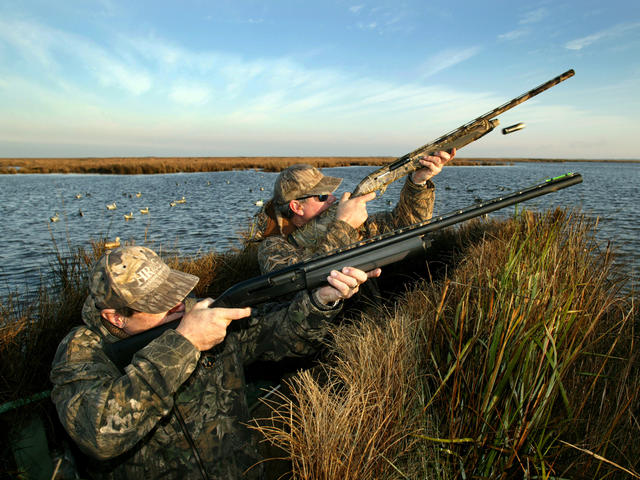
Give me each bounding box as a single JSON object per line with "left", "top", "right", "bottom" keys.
{"left": 176, "top": 298, "right": 251, "bottom": 351}
{"left": 411, "top": 148, "right": 456, "bottom": 184}
{"left": 336, "top": 191, "right": 376, "bottom": 229}
{"left": 315, "top": 267, "right": 382, "bottom": 305}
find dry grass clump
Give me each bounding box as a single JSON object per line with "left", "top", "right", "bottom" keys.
{"left": 0, "top": 157, "right": 396, "bottom": 174}
{"left": 0, "top": 156, "right": 605, "bottom": 175}
{"left": 253, "top": 209, "right": 639, "bottom": 479}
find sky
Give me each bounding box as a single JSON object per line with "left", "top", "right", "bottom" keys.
{"left": 0, "top": 1, "right": 639, "bottom": 160}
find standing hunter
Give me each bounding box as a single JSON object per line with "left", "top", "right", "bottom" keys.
{"left": 252, "top": 149, "right": 456, "bottom": 274}
{"left": 50, "top": 245, "right": 377, "bottom": 479}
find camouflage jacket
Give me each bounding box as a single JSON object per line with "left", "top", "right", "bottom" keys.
{"left": 50, "top": 292, "right": 341, "bottom": 480}
{"left": 257, "top": 177, "right": 435, "bottom": 273}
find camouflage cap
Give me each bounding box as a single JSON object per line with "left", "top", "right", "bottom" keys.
{"left": 90, "top": 246, "right": 199, "bottom": 314}
{"left": 273, "top": 164, "right": 342, "bottom": 205}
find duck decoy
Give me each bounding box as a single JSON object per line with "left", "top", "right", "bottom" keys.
{"left": 50, "top": 213, "right": 60, "bottom": 222}
{"left": 254, "top": 200, "right": 264, "bottom": 207}
{"left": 175, "top": 196, "right": 186, "bottom": 204}
{"left": 106, "top": 203, "right": 117, "bottom": 210}
{"left": 104, "top": 237, "right": 121, "bottom": 249}
{"left": 139, "top": 207, "right": 149, "bottom": 214}
{"left": 136, "top": 192, "right": 142, "bottom": 198}
{"left": 124, "top": 212, "right": 134, "bottom": 221}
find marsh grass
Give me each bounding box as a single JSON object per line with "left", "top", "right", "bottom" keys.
{"left": 252, "top": 209, "right": 639, "bottom": 479}
{"left": 0, "top": 208, "right": 637, "bottom": 479}
{"left": 0, "top": 156, "right": 602, "bottom": 175}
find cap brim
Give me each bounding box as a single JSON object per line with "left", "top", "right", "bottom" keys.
{"left": 306, "top": 175, "right": 342, "bottom": 196}
{"left": 129, "top": 269, "right": 199, "bottom": 314}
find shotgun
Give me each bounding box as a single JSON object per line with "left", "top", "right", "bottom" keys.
{"left": 351, "top": 69, "right": 575, "bottom": 197}
{"left": 104, "top": 172, "right": 582, "bottom": 370}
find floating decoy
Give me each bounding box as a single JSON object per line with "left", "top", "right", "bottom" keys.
{"left": 78, "top": 209, "right": 84, "bottom": 217}
{"left": 260, "top": 187, "right": 264, "bottom": 191}
{"left": 75, "top": 193, "right": 82, "bottom": 199}
{"left": 170, "top": 201, "right": 177, "bottom": 207}
{"left": 104, "top": 237, "right": 120, "bottom": 249}
{"left": 175, "top": 196, "right": 186, "bottom": 204}
{"left": 124, "top": 212, "right": 134, "bottom": 220}
{"left": 136, "top": 192, "right": 142, "bottom": 198}
{"left": 50, "top": 213, "right": 60, "bottom": 222}
{"left": 139, "top": 207, "right": 149, "bottom": 214}
{"left": 207, "top": 181, "right": 211, "bottom": 186}
{"left": 106, "top": 203, "right": 117, "bottom": 210}
{"left": 254, "top": 200, "right": 264, "bottom": 207}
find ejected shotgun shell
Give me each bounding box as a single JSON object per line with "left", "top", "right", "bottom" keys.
{"left": 502, "top": 122, "right": 526, "bottom": 134}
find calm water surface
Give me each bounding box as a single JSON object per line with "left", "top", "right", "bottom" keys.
{"left": 0, "top": 162, "right": 637, "bottom": 297}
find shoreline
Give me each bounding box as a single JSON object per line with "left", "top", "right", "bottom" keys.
{"left": 1, "top": 156, "right": 638, "bottom": 175}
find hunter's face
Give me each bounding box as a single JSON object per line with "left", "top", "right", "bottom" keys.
{"left": 299, "top": 193, "right": 336, "bottom": 224}
{"left": 122, "top": 302, "right": 186, "bottom": 335}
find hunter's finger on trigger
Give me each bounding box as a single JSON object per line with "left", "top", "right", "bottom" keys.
{"left": 226, "top": 307, "right": 252, "bottom": 321}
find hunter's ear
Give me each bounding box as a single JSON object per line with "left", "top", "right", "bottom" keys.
{"left": 101, "top": 309, "right": 125, "bottom": 328}
{"left": 289, "top": 199, "right": 305, "bottom": 216}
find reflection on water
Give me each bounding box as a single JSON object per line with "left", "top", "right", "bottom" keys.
{"left": 0, "top": 162, "right": 637, "bottom": 296}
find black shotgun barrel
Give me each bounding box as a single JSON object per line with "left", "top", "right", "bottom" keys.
{"left": 103, "top": 172, "right": 582, "bottom": 370}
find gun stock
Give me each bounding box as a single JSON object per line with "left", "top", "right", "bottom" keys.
{"left": 352, "top": 69, "right": 575, "bottom": 196}
{"left": 103, "top": 173, "right": 582, "bottom": 370}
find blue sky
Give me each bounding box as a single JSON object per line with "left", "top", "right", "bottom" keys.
{"left": 0, "top": 1, "right": 638, "bottom": 159}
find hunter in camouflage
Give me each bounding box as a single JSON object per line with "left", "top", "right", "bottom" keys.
{"left": 252, "top": 150, "right": 455, "bottom": 274}
{"left": 50, "top": 246, "right": 376, "bottom": 479}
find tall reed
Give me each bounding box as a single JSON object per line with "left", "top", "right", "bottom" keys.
{"left": 253, "top": 209, "right": 638, "bottom": 479}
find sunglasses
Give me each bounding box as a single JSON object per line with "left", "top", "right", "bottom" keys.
{"left": 297, "top": 194, "right": 330, "bottom": 202}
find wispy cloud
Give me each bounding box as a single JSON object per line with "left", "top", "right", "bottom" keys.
{"left": 420, "top": 47, "right": 481, "bottom": 78}
{"left": 519, "top": 8, "right": 548, "bottom": 25}
{"left": 498, "top": 29, "right": 530, "bottom": 41}
{"left": 497, "top": 8, "right": 546, "bottom": 41}
{"left": 349, "top": 4, "right": 408, "bottom": 34}
{"left": 356, "top": 21, "right": 378, "bottom": 31}
{"left": 169, "top": 84, "right": 212, "bottom": 106}
{"left": 565, "top": 22, "right": 640, "bottom": 50}
{"left": 0, "top": 19, "right": 151, "bottom": 95}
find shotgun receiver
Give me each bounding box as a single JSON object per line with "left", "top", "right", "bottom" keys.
{"left": 104, "top": 173, "right": 582, "bottom": 371}
{"left": 351, "top": 69, "right": 575, "bottom": 197}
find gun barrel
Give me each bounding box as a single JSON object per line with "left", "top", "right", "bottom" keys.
{"left": 103, "top": 173, "right": 582, "bottom": 371}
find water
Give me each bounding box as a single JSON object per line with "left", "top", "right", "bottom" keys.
{"left": 0, "top": 162, "right": 637, "bottom": 297}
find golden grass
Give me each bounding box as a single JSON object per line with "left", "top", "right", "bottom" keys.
{"left": 252, "top": 210, "right": 639, "bottom": 479}
{"left": 1, "top": 156, "right": 633, "bottom": 175}
{"left": 0, "top": 209, "right": 637, "bottom": 479}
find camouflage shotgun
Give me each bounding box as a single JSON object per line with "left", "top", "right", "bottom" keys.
{"left": 351, "top": 69, "right": 575, "bottom": 196}
{"left": 104, "top": 172, "right": 582, "bottom": 371}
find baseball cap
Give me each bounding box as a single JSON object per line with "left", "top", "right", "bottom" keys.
{"left": 273, "top": 164, "right": 342, "bottom": 205}
{"left": 90, "top": 246, "right": 199, "bottom": 314}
